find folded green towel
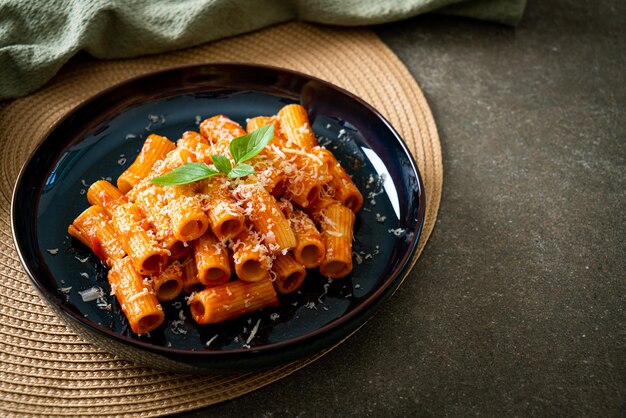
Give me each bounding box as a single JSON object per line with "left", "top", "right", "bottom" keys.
{"left": 0, "top": 0, "right": 526, "bottom": 100}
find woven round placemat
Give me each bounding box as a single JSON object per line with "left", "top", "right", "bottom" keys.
{"left": 0, "top": 22, "right": 442, "bottom": 417}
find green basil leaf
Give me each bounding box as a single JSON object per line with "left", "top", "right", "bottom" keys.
{"left": 150, "top": 162, "right": 219, "bottom": 186}
{"left": 227, "top": 164, "right": 255, "bottom": 178}
{"left": 229, "top": 125, "right": 274, "bottom": 165}
{"left": 211, "top": 154, "right": 232, "bottom": 174}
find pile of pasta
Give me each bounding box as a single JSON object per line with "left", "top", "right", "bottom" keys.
{"left": 68, "top": 104, "right": 363, "bottom": 335}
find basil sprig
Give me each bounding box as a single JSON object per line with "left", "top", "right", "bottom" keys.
{"left": 150, "top": 125, "right": 274, "bottom": 186}
{"left": 149, "top": 162, "right": 218, "bottom": 186}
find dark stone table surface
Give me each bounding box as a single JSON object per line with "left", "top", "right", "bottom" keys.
{"left": 181, "top": 1, "right": 625, "bottom": 416}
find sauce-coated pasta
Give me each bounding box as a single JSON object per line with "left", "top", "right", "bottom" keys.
{"left": 68, "top": 104, "right": 362, "bottom": 335}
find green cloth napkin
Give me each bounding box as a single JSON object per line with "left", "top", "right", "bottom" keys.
{"left": 0, "top": 0, "right": 526, "bottom": 100}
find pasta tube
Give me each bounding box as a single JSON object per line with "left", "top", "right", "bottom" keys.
{"left": 277, "top": 104, "right": 318, "bottom": 151}
{"left": 275, "top": 105, "right": 333, "bottom": 207}
{"left": 233, "top": 183, "right": 296, "bottom": 253}
{"left": 306, "top": 195, "right": 340, "bottom": 223}
{"left": 286, "top": 208, "right": 325, "bottom": 268}
{"left": 177, "top": 131, "right": 212, "bottom": 164}
{"left": 189, "top": 277, "right": 279, "bottom": 325}
{"left": 318, "top": 203, "right": 355, "bottom": 279}
{"left": 246, "top": 116, "right": 288, "bottom": 148}
{"left": 193, "top": 230, "right": 231, "bottom": 286}
{"left": 246, "top": 116, "right": 290, "bottom": 195}
{"left": 68, "top": 205, "right": 125, "bottom": 267}
{"left": 111, "top": 202, "right": 169, "bottom": 275}
{"left": 108, "top": 257, "right": 164, "bottom": 334}
{"left": 126, "top": 182, "right": 186, "bottom": 259}
{"left": 245, "top": 116, "right": 275, "bottom": 135}
{"left": 86, "top": 180, "right": 127, "bottom": 217}
{"left": 249, "top": 157, "right": 286, "bottom": 195}
{"left": 150, "top": 261, "right": 183, "bottom": 302}
{"left": 199, "top": 115, "right": 246, "bottom": 158}
{"left": 231, "top": 227, "right": 270, "bottom": 282}
{"left": 270, "top": 145, "right": 330, "bottom": 209}
{"left": 147, "top": 146, "right": 196, "bottom": 179}
{"left": 166, "top": 183, "right": 210, "bottom": 242}
{"left": 271, "top": 253, "right": 306, "bottom": 295}
{"left": 281, "top": 151, "right": 324, "bottom": 208}
{"left": 200, "top": 177, "right": 246, "bottom": 240}
{"left": 117, "top": 134, "right": 176, "bottom": 193}
{"left": 314, "top": 147, "right": 363, "bottom": 212}
{"left": 181, "top": 257, "right": 205, "bottom": 293}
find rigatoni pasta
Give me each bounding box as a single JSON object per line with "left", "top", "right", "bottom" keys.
{"left": 194, "top": 230, "right": 231, "bottom": 286}
{"left": 181, "top": 257, "right": 205, "bottom": 294}
{"left": 117, "top": 134, "right": 176, "bottom": 193}
{"left": 230, "top": 227, "right": 271, "bottom": 282}
{"left": 318, "top": 203, "right": 356, "bottom": 279}
{"left": 166, "top": 183, "right": 210, "bottom": 242}
{"left": 282, "top": 204, "right": 325, "bottom": 268}
{"left": 86, "top": 180, "right": 127, "bottom": 217}
{"left": 68, "top": 205, "right": 125, "bottom": 267}
{"left": 188, "top": 278, "right": 279, "bottom": 324}
{"left": 69, "top": 103, "right": 362, "bottom": 335}
{"left": 200, "top": 177, "right": 246, "bottom": 240}
{"left": 314, "top": 147, "right": 363, "bottom": 212}
{"left": 126, "top": 182, "right": 187, "bottom": 260}
{"left": 278, "top": 104, "right": 318, "bottom": 151}
{"left": 108, "top": 257, "right": 165, "bottom": 334}
{"left": 111, "top": 201, "right": 169, "bottom": 276}
{"left": 151, "top": 261, "right": 183, "bottom": 302}
{"left": 232, "top": 183, "right": 296, "bottom": 253}
{"left": 271, "top": 253, "right": 306, "bottom": 295}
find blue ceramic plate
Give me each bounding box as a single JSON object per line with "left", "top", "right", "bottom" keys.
{"left": 11, "top": 63, "right": 425, "bottom": 372}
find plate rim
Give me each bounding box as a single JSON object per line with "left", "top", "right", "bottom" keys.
{"left": 10, "top": 62, "right": 426, "bottom": 358}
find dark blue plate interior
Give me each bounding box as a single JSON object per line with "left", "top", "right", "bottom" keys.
{"left": 12, "top": 64, "right": 424, "bottom": 367}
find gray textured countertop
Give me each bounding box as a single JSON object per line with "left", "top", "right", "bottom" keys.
{"left": 182, "top": 1, "right": 625, "bottom": 416}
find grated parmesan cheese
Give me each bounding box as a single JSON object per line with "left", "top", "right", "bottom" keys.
{"left": 325, "top": 230, "right": 343, "bottom": 237}
{"left": 388, "top": 228, "right": 406, "bottom": 237}
{"left": 96, "top": 296, "right": 111, "bottom": 311}
{"left": 205, "top": 334, "right": 218, "bottom": 347}
{"left": 170, "top": 319, "right": 188, "bottom": 335}
{"left": 78, "top": 286, "right": 104, "bottom": 302}
{"left": 245, "top": 319, "right": 261, "bottom": 345}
